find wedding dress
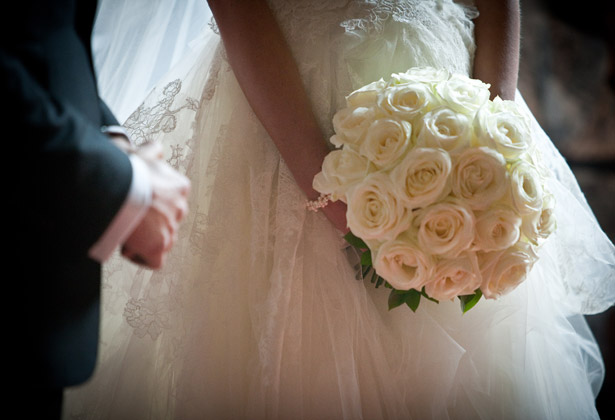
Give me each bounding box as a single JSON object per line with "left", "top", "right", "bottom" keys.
{"left": 64, "top": 1, "right": 615, "bottom": 419}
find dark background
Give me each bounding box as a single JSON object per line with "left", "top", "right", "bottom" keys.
{"left": 518, "top": 1, "right": 614, "bottom": 417}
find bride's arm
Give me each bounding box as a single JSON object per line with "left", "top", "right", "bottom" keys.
{"left": 472, "top": 0, "right": 520, "bottom": 100}
{"left": 207, "top": 0, "right": 348, "bottom": 233}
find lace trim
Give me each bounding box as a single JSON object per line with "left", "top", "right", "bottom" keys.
{"left": 267, "top": 0, "right": 476, "bottom": 41}
{"left": 209, "top": 1, "right": 473, "bottom": 46}
{"left": 123, "top": 79, "right": 200, "bottom": 173}
{"left": 102, "top": 78, "right": 204, "bottom": 343}
{"left": 124, "top": 80, "right": 199, "bottom": 146}
{"left": 208, "top": 15, "right": 219, "bottom": 35}
{"left": 123, "top": 297, "right": 172, "bottom": 340}
{"left": 340, "top": 0, "right": 432, "bottom": 34}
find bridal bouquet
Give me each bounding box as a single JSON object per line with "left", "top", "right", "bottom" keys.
{"left": 313, "top": 67, "right": 556, "bottom": 313}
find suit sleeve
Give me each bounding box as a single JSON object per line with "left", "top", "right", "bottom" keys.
{"left": 2, "top": 49, "right": 134, "bottom": 256}
{"left": 98, "top": 98, "right": 120, "bottom": 127}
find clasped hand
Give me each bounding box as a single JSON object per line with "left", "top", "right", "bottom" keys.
{"left": 119, "top": 141, "right": 191, "bottom": 269}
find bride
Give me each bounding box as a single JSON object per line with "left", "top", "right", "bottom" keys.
{"left": 64, "top": 0, "right": 615, "bottom": 419}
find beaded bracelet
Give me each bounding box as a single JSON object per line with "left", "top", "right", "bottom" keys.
{"left": 306, "top": 193, "right": 331, "bottom": 212}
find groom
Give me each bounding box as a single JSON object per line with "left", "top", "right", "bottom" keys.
{"left": 2, "top": 0, "right": 190, "bottom": 418}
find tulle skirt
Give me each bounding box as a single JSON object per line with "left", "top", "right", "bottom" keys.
{"left": 64, "top": 1, "right": 615, "bottom": 419}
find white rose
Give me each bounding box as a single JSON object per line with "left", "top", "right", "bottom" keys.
{"left": 359, "top": 118, "right": 412, "bottom": 170}
{"left": 521, "top": 193, "right": 556, "bottom": 244}
{"left": 390, "top": 147, "right": 452, "bottom": 210}
{"left": 474, "top": 97, "right": 532, "bottom": 160}
{"left": 313, "top": 148, "right": 373, "bottom": 201}
{"left": 416, "top": 200, "right": 475, "bottom": 258}
{"left": 373, "top": 238, "right": 434, "bottom": 291}
{"left": 389, "top": 67, "right": 450, "bottom": 86}
{"left": 479, "top": 242, "right": 538, "bottom": 299}
{"left": 346, "top": 172, "right": 412, "bottom": 241}
{"left": 452, "top": 147, "right": 510, "bottom": 209}
{"left": 377, "top": 83, "right": 441, "bottom": 121}
{"left": 331, "top": 106, "right": 377, "bottom": 148}
{"left": 424, "top": 253, "right": 482, "bottom": 301}
{"left": 474, "top": 205, "right": 522, "bottom": 252}
{"left": 416, "top": 106, "right": 473, "bottom": 151}
{"left": 435, "top": 73, "right": 491, "bottom": 116}
{"left": 347, "top": 78, "right": 387, "bottom": 108}
{"left": 451, "top": 146, "right": 509, "bottom": 210}
{"left": 524, "top": 146, "right": 550, "bottom": 179}
{"left": 510, "top": 161, "right": 543, "bottom": 215}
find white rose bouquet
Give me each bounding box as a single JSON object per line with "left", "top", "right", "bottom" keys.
{"left": 313, "top": 67, "right": 555, "bottom": 313}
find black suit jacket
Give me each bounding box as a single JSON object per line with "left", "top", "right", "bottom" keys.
{"left": 2, "top": 0, "right": 132, "bottom": 388}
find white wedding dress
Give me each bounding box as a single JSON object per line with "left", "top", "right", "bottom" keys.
{"left": 64, "top": 1, "right": 615, "bottom": 419}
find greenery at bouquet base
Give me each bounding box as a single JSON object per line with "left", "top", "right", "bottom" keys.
{"left": 344, "top": 231, "right": 483, "bottom": 314}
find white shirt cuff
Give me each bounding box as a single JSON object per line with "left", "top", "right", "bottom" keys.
{"left": 88, "top": 154, "right": 152, "bottom": 262}
{"left": 101, "top": 125, "right": 133, "bottom": 145}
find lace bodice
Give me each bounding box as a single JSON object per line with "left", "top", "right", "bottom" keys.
{"left": 268, "top": 0, "right": 474, "bottom": 37}
{"left": 263, "top": 0, "right": 478, "bottom": 139}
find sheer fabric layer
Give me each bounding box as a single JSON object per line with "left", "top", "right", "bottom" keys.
{"left": 65, "top": 0, "right": 614, "bottom": 419}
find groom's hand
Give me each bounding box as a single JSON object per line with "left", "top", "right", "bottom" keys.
{"left": 121, "top": 142, "right": 190, "bottom": 269}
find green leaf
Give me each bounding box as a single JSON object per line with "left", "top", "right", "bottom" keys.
{"left": 344, "top": 231, "right": 368, "bottom": 250}
{"left": 374, "top": 275, "right": 385, "bottom": 288}
{"left": 404, "top": 289, "right": 421, "bottom": 312}
{"left": 360, "top": 250, "right": 372, "bottom": 266}
{"left": 368, "top": 269, "right": 376, "bottom": 284}
{"left": 388, "top": 290, "right": 407, "bottom": 311}
{"left": 459, "top": 289, "right": 483, "bottom": 313}
{"left": 388, "top": 289, "right": 423, "bottom": 312}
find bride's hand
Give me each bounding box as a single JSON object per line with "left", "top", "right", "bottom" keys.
{"left": 321, "top": 199, "right": 350, "bottom": 235}
{"left": 209, "top": 0, "right": 349, "bottom": 236}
